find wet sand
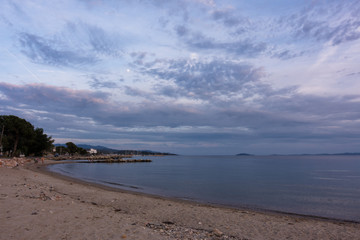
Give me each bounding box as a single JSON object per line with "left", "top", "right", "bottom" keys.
{"left": 1, "top": 160, "right": 359, "bottom": 240}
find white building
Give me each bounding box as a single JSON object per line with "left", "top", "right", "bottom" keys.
{"left": 88, "top": 148, "right": 97, "bottom": 155}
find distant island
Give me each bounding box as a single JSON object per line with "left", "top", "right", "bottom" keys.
{"left": 54, "top": 144, "right": 177, "bottom": 156}
{"left": 236, "top": 153, "right": 253, "bottom": 156}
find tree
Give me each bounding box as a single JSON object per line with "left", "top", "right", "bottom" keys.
{"left": 0, "top": 115, "right": 54, "bottom": 157}
{"left": 55, "top": 146, "right": 68, "bottom": 155}
{"left": 66, "top": 142, "right": 78, "bottom": 155}
{"left": 2, "top": 116, "right": 34, "bottom": 156}
{"left": 78, "top": 147, "right": 88, "bottom": 155}
{"left": 31, "top": 128, "right": 54, "bottom": 156}
{"left": 65, "top": 142, "right": 88, "bottom": 156}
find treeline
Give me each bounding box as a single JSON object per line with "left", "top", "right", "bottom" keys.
{"left": 55, "top": 142, "right": 89, "bottom": 156}
{"left": 0, "top": 115, "right": 54, "bottom": 157}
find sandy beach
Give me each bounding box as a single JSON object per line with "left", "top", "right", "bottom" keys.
{"left": 1, "top": 160, "right": 359, "bottom": 240}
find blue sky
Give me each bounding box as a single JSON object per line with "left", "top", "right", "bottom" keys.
{"left": 1, "top": 0, "right": 360, "bottom": 155}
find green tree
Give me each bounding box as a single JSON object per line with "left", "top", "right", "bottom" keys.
{"left": 31, "top": 128, "right": 54, "bottom": 156}
{"left": 55, "top": 144, "right": 87, "bottom": 156}
{"left": 55, "top": 146, "right": 68, "bottom": 155}
{"left": 0, "top": 115, "right": 54, "bottom": 157}
{"left": 78, "top": 147, "right": 88, "bottom": 155}
{"left": 2, "top": 115, "right": 34, "bottom": 156}
{"left": 66, "top": 142, "right": 78, "bottom": 155}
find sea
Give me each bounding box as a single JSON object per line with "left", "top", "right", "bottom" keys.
{"left": 47, "top": 155, "right": 360, "bottom": 222}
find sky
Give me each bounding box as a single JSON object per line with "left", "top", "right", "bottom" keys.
{"left": 1, "top": 0, "right": 360, "bottom": 155}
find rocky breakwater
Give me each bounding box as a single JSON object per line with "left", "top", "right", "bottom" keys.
{"left": 86, "top": 158, "right": 152, "bottom": 163}
{"left": 0, "top": 157, "right": 32, "bottom": 168}
{"left": 50, "top": 155, "right": 133, "bottom": 161}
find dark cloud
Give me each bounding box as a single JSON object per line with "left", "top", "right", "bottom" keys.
{"left": 0, "top": 81, "right": 267, "bottom": 131}
{"left": 0, "top": 82, "right": 205, "bottom": 128}
{"left": 0, "top": 82, "right": 107, "bottom": 114}
{"left": 1, "top": 81, "right": 360, "bottom": 154}
{"left": 18, "top": 32, "right": 97, "bottom": 67}
{"left": 265, "top": 94, "right": 360, "bottom": 121}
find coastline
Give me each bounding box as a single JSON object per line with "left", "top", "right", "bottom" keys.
{"left": 1, "top": 160, "right": 359, "bottom": 239}
{"left": 42, "top": 161, "right": 360, "bottom": 224}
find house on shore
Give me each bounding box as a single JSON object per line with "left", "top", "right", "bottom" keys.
{"left": 88, "top": 148, "right": 97, "bottom": 155}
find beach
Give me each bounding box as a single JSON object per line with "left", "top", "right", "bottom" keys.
{"left": 1, "top": 160, "right": 359, "bottom": 240}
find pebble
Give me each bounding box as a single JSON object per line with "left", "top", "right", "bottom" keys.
{"left": 213, "top": 228, "right": 223, "bottom": 237}
{"left": 146, "top": 222, "right": 239, "bottom": 239}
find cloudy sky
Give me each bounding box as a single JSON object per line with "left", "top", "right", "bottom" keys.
{"left": 1, "top": 0, "right": 360, "bottom": 155}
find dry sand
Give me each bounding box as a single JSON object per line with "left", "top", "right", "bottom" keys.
{"left": 0, "top": 160, "right": 359, "bottom": 240}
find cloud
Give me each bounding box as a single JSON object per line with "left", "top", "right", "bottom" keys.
{"left": 265, "top": 94, "right": 360, "bottom": 121}
{"left": 138, "top": 58, "right": 266, "bottom": 101}
{"left": 130, "top": 51, "right": 150, "bottom": 65}
{"left": 211, "top": 8, "right": 248, "bottom": 28}
{"left": 271, "top": 49, "right": 305, "bottom": 60}
{"left": 0, "top": 82, "right": 205, "bottom": 128}
{"left": 181, "top": 32, "right": 267, "bottom": 57}
{"left": 0, "top": 82, "right": 107, "bottom": 113}
{"left": 174, "top": 25, "right": 189, "bottom": 37}
{"left": 347, "top": 72, "right": 360, "bottom": 77}
{"left": 88, "top": 75, "right": 120, "bottom": 89}
{"left": 192, "top": 0, "right": 216, "bottom": 7}
{"left": 281, "top": 2, "right": 360, "bottom": 45}
{"left": 18, "top": 32, "right": 98, "bottom": 67}
{"left": 123, "top": 86, "right": 156, "bottom": 101}
{"left": 65, "top": 21, "right": 123, "bottom": 58}
{"left": 16, "top": 20, "right": 124, "bottom": 68}
{"left": 296, "top": 18, "right": 360, "bottom": 45}
{"left": 1, "top": 81, "right": 360, "bottom": 154}
{"left": 2, "top": 0, "right": 360, "bottom": 154}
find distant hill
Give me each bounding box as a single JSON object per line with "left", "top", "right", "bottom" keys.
{"left": 76, "top": 144, "right": 118, "bottom": 153}
{"left": 54, "top": 144, "right": 176, "bottom": 155}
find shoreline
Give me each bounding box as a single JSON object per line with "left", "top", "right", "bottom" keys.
{"left": 1, "top": 160, "right": 360, "bottom": 239}
{"left": 42, "top": 161, "right": 359, "bottom": 225}
{"left": 45, "top": 160, "right": 360, "bottom": 224}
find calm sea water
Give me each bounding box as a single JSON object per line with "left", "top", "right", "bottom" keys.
{"left": 48, "top": 155, "right": 360, "bottom": 222}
